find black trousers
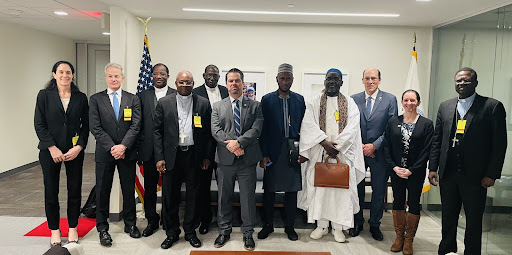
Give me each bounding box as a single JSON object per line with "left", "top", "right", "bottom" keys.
{"left": 39, "top": 149, "right": 84, "bottom": 230}
{"left": 95, "top": 159, "right": 137, "bottom": 231}
{"left": 390, "top": 171, "right": 424, "bottom": 215}
{"left": 197, "top": 161, "right": 216, "bottom": 226}
{"left": 142, "top": 157, "right": 160, "bottom": 226}
{"left": 161, "top": 148, "right": 199, "bottom": 238}
{"left": 438, "top": 170, "right": 487, "bottom": 255}
{"left": 262, "top": 191, "right": 297, "bottom": 228}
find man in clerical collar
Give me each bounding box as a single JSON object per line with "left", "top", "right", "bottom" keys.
{"left": 154, "top": 71, "right": 214, "bottom": 250}
{"left": 298, "top": 68, "right": 366, "bottom": 243}
{"left": 192, "top": 64, "right": 229, "bottom": 235}
{"left": 429, "top": 67, "right": 507, "bottom": 255}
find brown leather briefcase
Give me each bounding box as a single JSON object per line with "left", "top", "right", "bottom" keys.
{"left": 314, "top": 156, "right": 349, "bottom": 189}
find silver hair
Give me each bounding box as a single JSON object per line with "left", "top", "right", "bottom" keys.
{"left": 104, "top": 62, "right": 124, "bottom": 76}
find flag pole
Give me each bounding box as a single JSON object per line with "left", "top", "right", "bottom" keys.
{"left": 137, "top": 17, "right": 151, "bottom": 36}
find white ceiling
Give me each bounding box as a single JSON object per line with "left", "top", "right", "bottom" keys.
{"left": 1, "top": 0, "right": 512, "bottom": 43}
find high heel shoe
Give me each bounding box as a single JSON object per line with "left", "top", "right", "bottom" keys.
{"left": 50, "top": 229, "right": 62, "bottom": 247}
{"left": 67, "top": 228, "right": 79, "bottom": 244}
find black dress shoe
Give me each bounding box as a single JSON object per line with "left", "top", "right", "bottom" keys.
{"left": 99, "top": 230, "right": 112, "bottom": 247}
{"left": 142, "top": 224, "right": 159, "bottom": 237}
{"left": 185, "top": 235, "right": 202, "bottom": 248}
{"left": 349, "top": 224, "right": 363, "bottom": 237}
{"left": 199, "top": 222, "right": 209, "bottom": 235}
{"left": 161, "top": 235, "right": 179, "bottom": 249}
{"left": 243, "top": 236, "right": 255, "bottom": 251}
{"left": 214, "top": 234, "right": 230, "bottom": 248}
{"left": 257, "top": 225, "right": 274, "bottom": 239}
{"left": 370, "top": 226, "right": 384, "bottom": 241}
{"left": 124, "top": 225, "right": 141, "bottom": 238}
{"left": 285, "top": 227, "right": 299, "bottom": 241}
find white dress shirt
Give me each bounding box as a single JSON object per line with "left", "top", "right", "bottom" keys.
{"left": 177, "top": 94, "right": 194, "bottom": 146}
{"left": 154, "top": 86, "right": 169, "bottom": 101}
{"left": 107, "top": 87, "right": 122, "bottom": 107}
{"left": 365, "top": 88, "right": 380, "bottom": 113}
{"left": 230, "top": 95, "right": 243, "bottom": 112}
{"left": 205, "top": 85, "right": 222, "bottom": 107}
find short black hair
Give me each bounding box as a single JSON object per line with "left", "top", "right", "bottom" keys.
{"left": 225, "top": 68, "right": 244, "bottom": 82}
{"left": 455, "top": 67, "right": 477, "bottom": 82}
{"left": 205, "top": 64, "right": 219, "bottom": 73}
{"left": 152, "top": 63, "right": 169, "bottom": 75}
{"left": 362, "top": 68, "right": 381, "bottom": 79}
{"left": 402, "top": 89, "right": 420, "bottom": 102}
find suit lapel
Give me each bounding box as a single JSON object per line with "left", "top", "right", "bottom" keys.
{"left": 67, "top": 91, "right": 79, "bottom": 115}
{"left": 444, "top": 98, "right": 457, "bottom": 138}
{"left": 50, "top": 90, "right": 66, "bottom": 116}
{"left": 169, "top": 94, "right": 179, "bottom": 131}
{"left": 224, "top": 98, "right": 234, "bottom": 135}
{"left": 272, "top": 92, "right": 284, "bottom": 133}
{"left": 463, "top": 94, "right": 482, "bottom": 135}
{"left": 240, "top": 96, "right": 249, "bottom": 131}
{"left": 369, "top": 90, "right": 383, "bottom": 118}
{"left": 100, "top": 90, "right": 117, "bottom": 122}
{"left": 200, "top": 85, "right": 209, "bottom": 100}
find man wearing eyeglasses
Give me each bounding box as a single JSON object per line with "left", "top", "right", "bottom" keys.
{"left": 137, "top": 63, "right": 176, "bottom": 238}
{"left": 428, "top": 67, "right": 507, "bottom": 255}
{"left": 192, "top": 64, "right": 229, "bottom": 235}
{"left": 154, "top": 71, "right": 214, "bottom": 249}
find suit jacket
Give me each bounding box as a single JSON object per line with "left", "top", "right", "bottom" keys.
{"left": 34, "top": 88, "right": 89, "bottom": 151}
{"left": 193, "top": 84, "right": 229, "bottom": 101}
{"left": 89, "top": 89, "right": 141, "bottom": 162}
{"left": 211, "top": 96, "right": 263, "bottom": 166}
{"left": 351, "top": 90, "right": 398, "bottom": 150}
{"left": 429, "top": 94, "right": 507, "bottom": 181}
{"left": 259, "top": 90, "right": 306, "bottom": 161}
{"left": 153, "top": 93, "right": 214, "bottom": 170}
{"left": 383, "top": 115, "right": 434, "bottom": 177}
{"left": 137, "top": 86, "right": 176, "bottom": 161}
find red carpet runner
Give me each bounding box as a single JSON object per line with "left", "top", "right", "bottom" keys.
{"left": 190, "top": 252, "right": 331, "bottom": 255}
{"left": 24, "top": 218, "right": 96, "bottom": 237}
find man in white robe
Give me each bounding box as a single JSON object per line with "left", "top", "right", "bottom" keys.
{"left": 298, "top": 68, "right": 365, "bottom": 243}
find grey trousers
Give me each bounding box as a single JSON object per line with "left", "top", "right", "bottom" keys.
{"left": 217, "top": 159, "right": 257, "bottom": 238}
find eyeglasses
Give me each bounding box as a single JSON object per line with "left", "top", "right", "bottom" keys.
{"left": 455, "top": 79, "right": 472, "bottom": 84}
{"left": 152, "top": 72, "right": 168, "bottom": 77}
{"left": 177, "top": 80, "right": 193, "bottom": 85}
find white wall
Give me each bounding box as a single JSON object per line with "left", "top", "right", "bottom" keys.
{"left": 0, "top": 21, "right": 76, "bottom": 174}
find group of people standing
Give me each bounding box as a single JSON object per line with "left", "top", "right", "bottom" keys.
{"left": 34, "top": 59, "right": 506, "bottom": 255}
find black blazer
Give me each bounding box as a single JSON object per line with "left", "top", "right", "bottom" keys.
{"left": 429, "top": 94, "right": 507, "bottom": 182}
{"left": 137, "top": 86, "right": 176, "bottom": 161}
{"left": 193, "top": 84, "right": 229, "bottom": 101}
{"left": 153, "top": 93, "right": 214, "bottom": 170}
{"left": 89, "top": 90, "right": 141, "bottom": 162}
{"left": 34, "top": 88, "right": 89, "bottom": 152}
{"left": 383, "top": 115, "right": 434, "bottom": 177}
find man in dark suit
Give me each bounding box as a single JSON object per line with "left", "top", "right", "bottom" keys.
{"left": 429, "top": 67, "right": 507, "bottom": 255}
{"left": 137, "top": 63, "right": 176, "bottom": 237}
{"left": 154, "top": 71, "right": 214, "bottom": 249}
{"left": 351, "top": 68, "right": 398, "bottom": 240}
{"left": 211, "top": 68, "right": 263, "bottom": 251}
{"left": 258, "top": 63, "right": 306, "bottom": 241}
{"left": 192, "top": 64, "right": 229, "bottom": 234}
{"left": 89, "top": 63, "right": 142, "bottom": 247}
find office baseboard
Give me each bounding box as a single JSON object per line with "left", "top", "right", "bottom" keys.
{"left": 0, "top": 161, "right": 39, "bottom": 179}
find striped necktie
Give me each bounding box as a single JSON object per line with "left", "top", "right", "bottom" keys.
{"left": 234, "top": 100, "right": 241, "bottom": 137}
{"left": 113, "top": 91, "right": 120, "bottom": 121}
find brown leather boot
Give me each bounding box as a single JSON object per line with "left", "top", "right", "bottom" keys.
{"left": 390, "top": 210, "right": 406, "bottom": 252}
{"left": 403, "top": 213, "right": 420, "bottom": 255}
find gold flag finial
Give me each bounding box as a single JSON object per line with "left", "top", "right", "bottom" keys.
{"left": 137, "top": 17, "right": 151, "bottom": 35}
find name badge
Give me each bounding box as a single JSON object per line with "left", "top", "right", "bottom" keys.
{"left": 334, "top": 111, "right": 340, "bottom": 123}
{"left": 456, "top": 120, "right": 466, "bottom": 134}
{"left": 72, "top": 135, "right": 79, "bottom": 147}
{"left": 194, "top": 115, "right": 202, "bottom": 128}
{"left": 124, "top": 108, "right": 132, "bottom": 121}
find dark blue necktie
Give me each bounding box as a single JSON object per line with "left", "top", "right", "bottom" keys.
{"left": 234, "top": 100, "right": 241, "bottom": 137}
{"left": 113, "top": 91, "right": 120, "bottom": 120}
{"left": 366, "top": 96, "right": 372, "bottom": 116}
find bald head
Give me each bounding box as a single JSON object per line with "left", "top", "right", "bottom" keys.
{"left": 175, "top": 70, "right": 194, "bottom": 96}
{"left": 362, "top": 68, "right": 381, "bottom": 96}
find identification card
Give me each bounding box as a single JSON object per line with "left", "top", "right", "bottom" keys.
{"left": 194, "top": 115, "right": 202, "bottom": 128}
{"left": 456, "top": 120, "right": 466, "bottom": 134}
{"left": 124, "top": 108, "right": 132, "bottom": 121}
{"left": 72, "top": 135, "right": 79, "bottom": 147}
{"left": 334, "top": 111, "right": 340, "bottom": 123}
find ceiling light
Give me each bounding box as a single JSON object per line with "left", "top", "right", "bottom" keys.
{"left": 182, "top": 8, "right": 399, "bottom": 17}
{"left": 416, "top": 0, "right": 432, "bottom": 2}
{"left": 102, "top": 32, "right": 110, "bottom": 35}
{"left": 54, "top": 11, "right": 68, "bottom": 16}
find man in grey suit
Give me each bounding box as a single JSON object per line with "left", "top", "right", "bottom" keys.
{"left": 350, "top": 68, "right": 398, "bottom": 240}
{"left": 211, "top": 68, "right": 263, "bottom": 251}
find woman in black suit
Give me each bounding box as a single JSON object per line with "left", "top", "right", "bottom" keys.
{"left": 383, "top": 89, "right": 433, "bottom": 255}
{"left": 34, "top": 61, "right": 89, "bottom": 246}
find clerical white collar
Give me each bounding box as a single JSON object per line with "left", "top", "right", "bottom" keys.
{"left": 205, "top": 84, "right": 218, "bottom": 91}
{"left": 154, "top": 86, "right": 168, "bottom": 92}
{"left": 177, "top": 93, "right": 192, "bottom": 100}
{"left": 458, "top": 92, "right": 475, "bottom": 103}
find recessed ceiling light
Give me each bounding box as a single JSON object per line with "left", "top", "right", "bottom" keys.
{"left": 102, "top": 32, "right": 111, "bottom": 35}
{"left": 54, "top": 11, "right": 68, "bottom": 16}
{"left": 182, "top": 8, "right": 399, "bottom": 17}
{"left": 416, "top": 0, "right": 432, "bottom": 2}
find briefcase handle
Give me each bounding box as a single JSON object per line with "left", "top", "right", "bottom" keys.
{"left": 324, "top": 155, "right": 340, "bottom": 164}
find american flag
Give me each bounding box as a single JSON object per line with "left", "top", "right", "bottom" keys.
{"left": 137, "top": 35, "right": 153, "bottom": 93}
